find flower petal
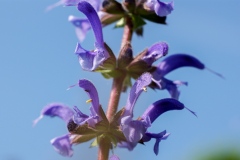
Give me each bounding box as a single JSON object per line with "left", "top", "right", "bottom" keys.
{"left": 33, "top": 103, "right": 74, "bottom": 126}
{"left": 154, "top": 0, "right": 174, "bottom": 17}
{"left": 75, "top": 1, "right": 109, "bottom": 70}
{"left": 50, "top": 134, "right": 73, "bottom": 157}
{"left": 73, "top": 106, "right": 90, "bottom": 125}
{"left": 118, "top": 141, "right": 137, "bottom": 151}
{"left": 153, "top": 54, "right": 205, "bottom": 79}
{"left": 78, "top": 1, "right": 104, "bottom": 46}
{"left": 110, "top": 155, "right": 120, "bottom": 160}
{"left": 152, "top": 77, "right": 188, "bottom": 99}
{"left": 123, "top": 73, "right": 152, "bottom": 117}
{"left": 142, "top": 42, "right": 168, "bottom": 65}
{"left": 145, "top": 0, "right": 174, "bottom": 17}
{"left": 142, "top": 131, "right": 170, "bottom": 155}
{"left": 68, "top": 15, "right": 91, "bottom": 42}
{"left": 78, "top": 79, "right": 100, "bottom": 115}
{"left": 141, "top": 98, "right": 185, "bottom": 123}
{"left": 121, "top": 116, "right": 146, "bottom": 143}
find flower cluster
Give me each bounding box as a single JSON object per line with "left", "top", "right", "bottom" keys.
{"left": 35, "top": 0, "right": 220, "bottom": 159}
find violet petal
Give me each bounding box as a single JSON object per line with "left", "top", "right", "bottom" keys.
{"left": 75, "top": 1, "right": 109, "bottom": 70}
{"left": 110, "top": 155, "right": 120, "bottom": 160}
{"left": 73, "top": 106, "right": 90, "bottom": 125}
{"left": 50, "top": 134, "right": 73, "bottom": 157}
{"left": 145, "top": 0, "right": 174, "bottom": 17}
{"left": 33, "top": 103, "right": 74, "bottom": 125}
{"left": 78, "top": 79, "right": 100, "bottom": 115}
{"left": 142, "top": 42, "right": 168, "bottom": 65}
{"left": 123, "top": 73, "right": 152, "bottom": 117}
{"left": 121, "top": 116, "right": 146, "bottom": 143}
{"left": 153, "top": 54, "right": 205, "bottom": 79}
{"left": 141, "top": 98, "right": 185, "bottom": 123}
{"left": 68, "top": 15, "right": 91, "bottom": 42}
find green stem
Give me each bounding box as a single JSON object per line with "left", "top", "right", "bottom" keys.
{"left": 98, "top": 16, "right": 133, "bottom": 160}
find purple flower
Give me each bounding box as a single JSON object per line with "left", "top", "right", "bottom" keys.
{"left": 119, "top": 73, "right": 194, "bottom": 154}
{"left": 72, "top": 79, "right": 102, "bottom": 127}
{"left": 145, "top": 0, "right": 174, "bottom": 17}
{"left": 33, "top": 103, "right": 74, "bottom": 157}
{"left": 151, "top": 54, "right": 205, "bottom": 99}
{"left": 34, "top": 79, "right": 101, "bottom": 156}
{"left": 50, "top": 134, "right": 74, "bottom": 157}
{"left": 74, "top": 1, "right": 109, "bottom": 71}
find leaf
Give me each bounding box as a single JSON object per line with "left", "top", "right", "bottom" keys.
{"left": 131, "top": 15, "right": 146, "bottom": 30}
{"left": 71, "top": 134, "right": 97, "bottom": 144}
{"left": 115, "top": 18, "right": 125, "bottom": 28}
{"left": 90, "top": 138, "right": 99, "bottom": 147}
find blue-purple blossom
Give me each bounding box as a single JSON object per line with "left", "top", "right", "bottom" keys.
{"left": 119, "top": 73, "right": 194, "bottom": 154}
{"left": 73, "top": 79, "right": 102, "bottom": 127}
{"left": 34, "top": 79, "right": 101, "bottom": 156}
{"left": 151, "top": 54, "right": 205, "bottom": 99}
{"left": 145, "top": 0, "right": 174, "bottom": 17}
{"left": 34, "top": 103, "right": 74, "bottom": 157}
{"left": 50, "top": 134, "right": 74, "bottom": 157}
{"left": 142, "top": 130, "right": 170, "bottom": 155}
{"left": 74, "top": 1, "right": 109, "bottom": 71}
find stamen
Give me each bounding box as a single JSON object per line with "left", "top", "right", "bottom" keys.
{"left": 86, "top": 99, "right": 92, "bottom": 103}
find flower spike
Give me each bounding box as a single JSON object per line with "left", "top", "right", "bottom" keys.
{"left": 75, "top": 1, "right": 109, "bottom": 71}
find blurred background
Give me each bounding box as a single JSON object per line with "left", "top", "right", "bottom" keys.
{"left": 0, "top": 0, "right": 240, "bottom": 160}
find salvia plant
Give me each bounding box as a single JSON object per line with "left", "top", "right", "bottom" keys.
{"left": 34, "top": 0, "right": 222, "bottom": 159}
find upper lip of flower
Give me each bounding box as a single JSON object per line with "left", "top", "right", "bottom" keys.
{"left": 74, "top": 1, "right": 110, "bottom": 71}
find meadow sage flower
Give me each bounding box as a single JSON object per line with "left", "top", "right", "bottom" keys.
{"left": 34, "top": 79, "right": 102, "bottom": 156}
{"left": 119, "top": 73, "right": 195, "bottom": 154}
{"left": 74, "top": 1, "right": 110, "bottom": 71}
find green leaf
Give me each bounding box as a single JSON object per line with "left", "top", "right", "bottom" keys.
{"left": 122, "top": 75, "right": 132, "bottom": 92}
{"left": 131, "top": 15, "right": 146, "bottom": 30}
{"left": 71, "top": 134, "right": 97, "bottom": 144}
{"left": 115, "top": 18, "right": 125, "bottom": 28}
{"left": 90, "top": 138, "right": 99, "bottom": 147}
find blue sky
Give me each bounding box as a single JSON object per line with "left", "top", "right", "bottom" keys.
{"left": 0, "top": 0, "right": 240, "bottom": 160}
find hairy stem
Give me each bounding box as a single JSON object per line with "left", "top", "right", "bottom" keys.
{"left": 98, "top": 17, "right": 133, "bottom": 160}
{"left": 98, "top": 137, "right": 111, "bottom": 160}
{"left": 106, "top": 75, "right": 125, "bottom": 120}
{"left": 121, "top": 17, "right": 133, "bottom": 49}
